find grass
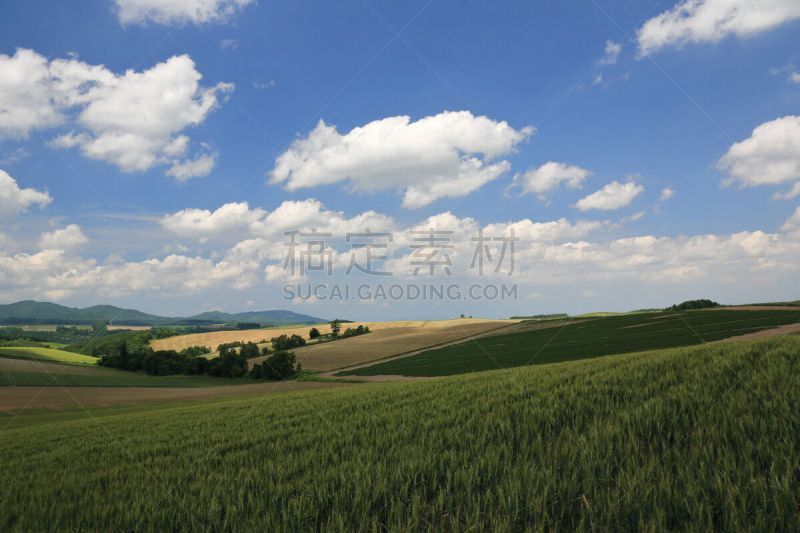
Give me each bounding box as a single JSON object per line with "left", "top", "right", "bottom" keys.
{"left": 1, "top": 337, "right": 799, "bottom": 530}
{"left": 0, "top": 346, "right": 97, "bottom": 365}
{"left": 343, "top": 309, "right": 800, "bottom": 376}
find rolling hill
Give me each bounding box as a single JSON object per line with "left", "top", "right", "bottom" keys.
{"left": 1, "top": 337, "right": 798, "bottom": 530}
{"left": 0, "top": 301, "right": 325, "bottom": 327}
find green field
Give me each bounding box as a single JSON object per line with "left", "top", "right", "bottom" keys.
{"left": 0, "top": 346, "right": 97, "bottom": 365}
{"left": 343, "top": 309, "right": 800, "bottom": 377}
{"left": 0, "top": 358, "right": 246, "bottom": 388}
{"left": 0, "top": 338, "right": 798, "bottom": 530}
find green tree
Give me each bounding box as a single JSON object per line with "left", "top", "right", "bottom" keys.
{"left": 309, "top": 327, "right": 321, "bottom": 339}
{"left": 329, "top": 320, "right": 342, "bottom": 338}
{"left": 118, "top": 342, "right": 129, "bottom": 370}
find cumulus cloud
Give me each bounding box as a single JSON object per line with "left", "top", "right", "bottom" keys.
{"left": 575, "top": 181, "right": 644, "bottom": 211}
{"left": 161, "top": 202, "right": 267, "bottom": 240}
{"left": 659, "top": 187, "right": 675, "bottom": 201}
{"left": 270, "top": 111, "right": 534, "bottom": 208}
{"left": 38, "top": 224, "right": 88, "bottom": 251}
{"left": 115, "top": 0, "right": 255, "bottom": 26}
{"left": 0, "top": 49, "right": 231, "bottom": 178}
{"left": 718, "top": 116, "right": 800, "bottom": 198}
{"left": 0, "top": 49, "right": 63, "bottom": 138}
{"left": 0, "top": 169, "right": 52, "bottom": 218}
{"left": 600, "top": 40, "right": 622, "bottom": 65}
{"left": 514, "top": 162, "right": 591, "bottom": 199}
{"left": 2, "top": 196, "right": 800, "bottom": 301}
{"left": 638, "top": 0, "right": 800, "bottom": 56}
{"left": 161, "top": 198, "right": 395, "bottom": 245}
{"left": 166, "top": 153, "right": 217, "bottom": 181}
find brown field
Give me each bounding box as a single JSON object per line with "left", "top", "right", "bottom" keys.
{"left": 249, "top": 320, "right": 518, "bottom": 372}
{"left": 107, "top": 325, "right": 152, "bottom": 331}
{"left": 714, "top": 306, "right": 800, "bottom": 311}
{"left": 150, "top": 318, "right": 513, "bottom": 352}
{"left": 0, "top": 381, "right": 354, "bottom": 414}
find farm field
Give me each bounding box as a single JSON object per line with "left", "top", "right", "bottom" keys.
{"left": 1, "top": 337, "right": 798, "bottom": 530}
{"left": 150, "top": 318, "right": 514, "bottom": 353}
{"left": 0, "top": 378, "right": 353, "bottom": 414}
{"left": 249, "top": 320, "right": 517, "bottom": 371}
{"left": 0, "top": 358, "right": 250, "bottom": 388}
{"left": 0, "top": 346, "right": 97, "bottom": 365}
{"left": 343, "top": 309, "right": 800, "bottom": 377}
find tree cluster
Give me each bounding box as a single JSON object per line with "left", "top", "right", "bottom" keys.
{"left": 670, "top": 299, "right": 720, "bottom": 311}
{"left": 249, "top": 351, "right": 299, "bottom": 380}
{"left": 271, "top": 334, "right": 306, "bottom": 351}
{"left": 340, "top": 325, "right": 370, "bottom": 338}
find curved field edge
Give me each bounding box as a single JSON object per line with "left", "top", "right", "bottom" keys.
{"left": 341, "top": 309, "right": 800, "bottom": 377}
{"left": 0, "top": 346, "right": 97, "bottom": 365}
{"left": 1, "top": 337, "right": 799, "bottom": 531}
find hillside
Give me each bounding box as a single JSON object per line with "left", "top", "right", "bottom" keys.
{"left": 0, "top": 301, "right": 171, "bottom": 326}
{"left": 0, "top": 301, "right": 325, "bottom": 326}
{"left": 1, "top": 338, "right": 798, "bottom": 530}
{"left": 343, "top": 308, "right": 800, "bottom": 377}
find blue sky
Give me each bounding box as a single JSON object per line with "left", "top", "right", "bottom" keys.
{"left": 1, "top": 0, "right": 799, "bottom": 320}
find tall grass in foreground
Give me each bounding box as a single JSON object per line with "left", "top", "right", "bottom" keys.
{"left": 2, "top": 337, "right": 800, "bottom": 531}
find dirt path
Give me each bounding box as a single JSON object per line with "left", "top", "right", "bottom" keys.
{"left": 0, "top": 381, "right": 355, "bottom": 414}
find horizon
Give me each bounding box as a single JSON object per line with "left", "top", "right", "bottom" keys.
{"left": 1, "top": 0, "right": 799, "bottom": 319}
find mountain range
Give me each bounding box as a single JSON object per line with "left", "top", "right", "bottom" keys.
{"left": 0, "top": 301, "right": 325, "bottom": 326}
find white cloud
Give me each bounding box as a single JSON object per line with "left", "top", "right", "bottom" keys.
{"left": 115, "top": 0, "right": 255, "bottom": 26}
{"left": 251, "top": 80, "right": 277, "bottom": 90}
{"left": 0, "top": 169, "right": 52, "bottom": 218}
{"left": 39, "top": 224, "right": 88, "bottom": 251}
{"left": 2, "top": 197, "right": 800, "bottom": 302}
{"left": 484, "top": 218, "right": 606, "bottom": 243}
{"left": 0, "top": 49, "right": 63, "bottom": 138}
{"left": 0, "top": 147, "right": 30, "bottom": 165}
{"left": 600, "top": 40, "right": 622, "bottom": 65}
{"left": 659, "top": 187, "right": 675, "bottom": 201}
{"left": 783, "top": 207, "right": 800, "bottom": 231}
{"left": 514, "top": 162, "right": 591, "bottom": 199}
{"left": 220, "top": 38, "right": 239, "bottom": 50}
{"left": 774, "top": 182, "right": 800, "bottom": 200}
{"left": 166, "top": 153, "right": 217, "bottom": 181}
{"left": 791, "top": 72, "right": 800, "bottom": 84}
{"left": 575, "top": 181, "right": 644, "bottom": 211}
{"left": 0, "top": 49, "right": 231, "bottom": 178}
{"left": 161, "top": 202, "right": 267, "bottom": 240}
{"left": 718, "top": 116, "right": 800, "bottom": 197}
{"left": 270, "top": 111, "right": 534, "bottom": 208}
{"left": 638, "top": 0, "right": 800, "bottom": 56}
{"left": 161, "top": 198, "right": 396, "bottom": 244}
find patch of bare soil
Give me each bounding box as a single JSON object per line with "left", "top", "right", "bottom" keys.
{"left": 712, "top": 306, "right": 800, "bottom": 311}
{"left": 718, "top": 323, "right": 800, "bottom": 343}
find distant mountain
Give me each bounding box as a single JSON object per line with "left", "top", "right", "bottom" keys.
{"left": 186, "top": 310, "right": 325, "bottom": 325}
{"left": 0, "top": 301, "right": 326, "bottom": 326}
{"left": 0, "top": 301, "right": 170, "bottom": 326}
